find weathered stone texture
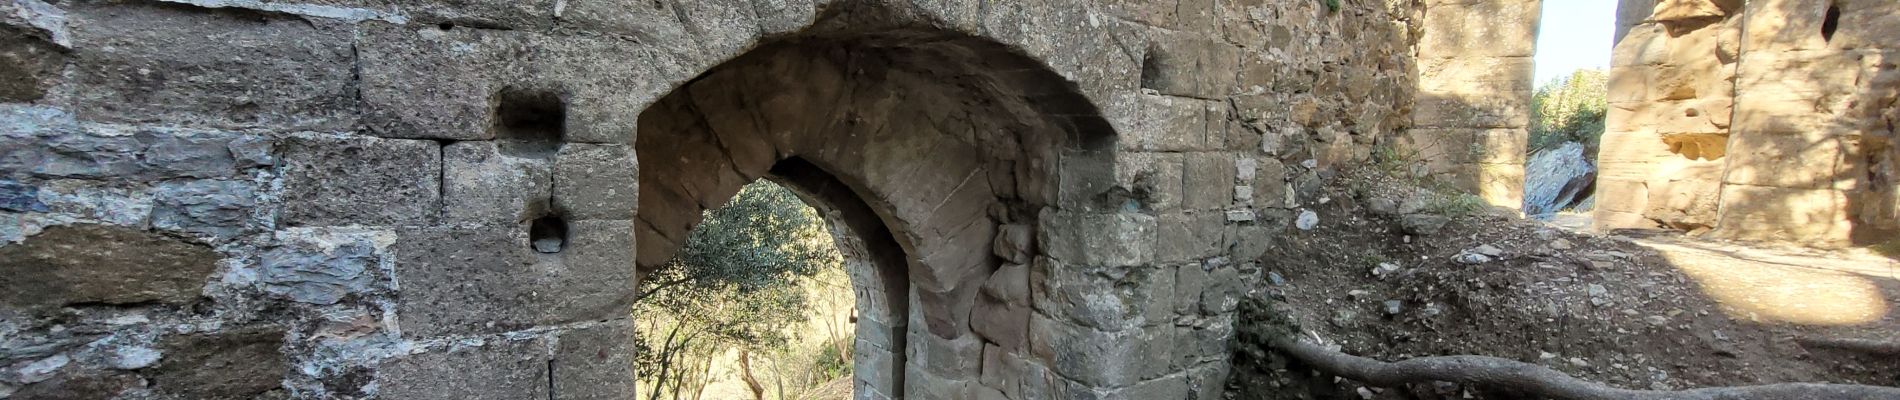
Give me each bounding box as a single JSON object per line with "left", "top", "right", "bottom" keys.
{"left": 0, "top": 224, "right": 218, "bottom": 312}
{"left": 1601, "top": 0, "right": 1900, "bottom": 244}
{"left": 1409, "top": 0, "right": 1541, "bottom": 209}
{"left": 280, "top": 135, "right": 441, "bottom": 227}
{"left": 0, "top": 0, "right": 1447, "bottom": 397}
{"left": 147, "top": 327, "right": 290, "bottom": 399}
{"left": 68, "top": 2, "right": 357, "bottom": 130}
{"left": 378, "top": 338, "right": 552, "bottom": 399}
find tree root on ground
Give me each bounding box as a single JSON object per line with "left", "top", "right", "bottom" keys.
{"left": 1272, "top": 337, "right": 1900, "bottom": 400}
{"left": 1797, "top": 336, "right": 1900, "bottom": 355}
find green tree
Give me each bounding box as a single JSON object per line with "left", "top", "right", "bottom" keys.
{"left": 1528, "top": 69, "right": 1609, "bottom": 155}
{"left": 634, "top": 180, "right": 843, "bottom": 400}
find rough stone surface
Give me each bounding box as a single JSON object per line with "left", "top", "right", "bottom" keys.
{"left": 280, "top": 135, "right": 441, "bottom": 227}
{"left": 393, "top": 220, "right": 634, "bottom": 336}
{"left": 0, "top": 0, "right": 1547, "bottom": 397}
{"left": 147, "top": 326, "right": 289, "bottom": 399}
{"left": 378, "top": 338, "right": 551, "bottom": 399}
{"left": 1598, "top": 0, "right": 1900, "bottom": 245}
{"left": 68, "top": 2, "right": 357, "bottom": 130}
{"left": 0, "top": 224, "right": 218, "bottom": 312}
{"left": 152, "top": 179, "right": 256, "bottom": 239}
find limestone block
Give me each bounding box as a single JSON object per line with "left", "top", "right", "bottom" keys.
{"left": 972, "top": 263, "right": 1031, "bottom": 350}
{"left": 1038, "top": 210, "right": 1155, "bottom": 267}
{"left": 1398, "top": 128, "right": 1528, "bottom": 166}
{"left": 1722, "top": 133, "right": 1863, "bottom": 190}
{"left": 532, "top": 34, "right": 677, "bottom": 144}
{"left": 1114, "top": 152, "right": 1184, "bottom": 212}
{"left": 553, "top": 321, "right": 636, "bottom": 400}
{"left": 1741, "top": 0, "right": 1832, "bottom": 52}
{"left": 903, "top": 367, "right": 976, "bottom": 400}
{"left": 147, "top": 326, "right": 288, "bottom": 399}
{"left": 67, "top": 2, "right": 356, "bottom": 130}
{"left": 906, "top": 328, "right": 983, "bottom": 380}
{"left": 1594, "top": 178, "right": 1654, "bottom": 215}
{"left": 280, "top": 135, "right": 440, "bottom": 226}
{"left": 1157, "top": 212, "right": 1224, "bottom": 262}
{"left": 1182, "top": 152, "right": 1238, "bottom": 211}
{"left": 1141, "top": 30, "right": 1241, "bottom": 99}
{"left": 1652, "top": 0, "right": 1736, "bottom": 22}
{"left": 443, "top": 141, "right": 554, "bottom": 225}
{"left": 980, "top": 344, "right": 1047, "bottom": 400}
{"left": 379, "top": 337, "right": 552, "bottom": 399}
{"left": 1607, "top": 66, "right": 1652, "bottom": 104}
{"left": 978, "top": 2, "right": 1141, "bottom": 106}
{"left": 1713, "top": 185, "right": 1854, "bottom": 244}
{"left": 1124, "top": 94, "right": 1222, "bottom": 152}
{"left": 1642, "top": 163, "right": 1725, "bottom": 229}
{"left": 1028, "top": 314, "right": 1174, "bottom": 388}
{"left": 1414, "top": 57, "right": 1536, "bottom": 129}
{"left": 1417, "top": 0, "right": 1541, "bottom": 58}
{"left": 1183, "top": 361, "right": 1232, "bottom": 400}
{"left": 1029, "top": 257, "right": 1174, "bottom": 332}
{"left": 393, "top": 220, "right": 636, "bottom": 337}
{"left": 1200, "top": 266, "right": 1241, "bottom": 315}
{"left": 359, "top": 23, "right": 524, "bottom": 140}
{"left": 553, "top": 144, "right": 637, "bottom": 219}
{"left": 856, "top": 336, "right": 901, "bottom": 399}
{"left": 1612, "top": 24, "right": 1672, "bottom": 67}
{"left": 1111, "top": 374, "right": 1190, "bottom": 399}
{"left": 0, "top": 224, "right": 219, "bottom": 312}
{"left": 992, "top": 224, "right": 1034, "bottom": 264}
{"left": 1835, "top": 1, "right": 1900, "bottom": 49}
{"left": 1733, "top": 50, "right": 1864, "bottom": 136}
{"left": 1596, "top": 130, "right": 1689, "bottom": 182}
{"left": 1173, "top": 262, "right": 1209, "bottom": 316}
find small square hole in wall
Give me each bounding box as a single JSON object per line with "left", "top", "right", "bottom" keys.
{"left": 494, "top": 88, "right": 566, "bottom": 157}
{"left": 530, "top": 213, "right": 568, "bottom": 254}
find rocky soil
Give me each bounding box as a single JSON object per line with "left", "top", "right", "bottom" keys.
{"left": 1226, "top": 170, "right": 1900, "bottom": 399}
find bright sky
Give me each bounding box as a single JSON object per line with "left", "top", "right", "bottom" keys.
{"left": 1532, "top": 1, "right": 1618, "bottom": 84}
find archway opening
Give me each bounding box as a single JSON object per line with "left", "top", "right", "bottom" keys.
{"left": 631, "top": 22, "right": 1114, "bottom": 399}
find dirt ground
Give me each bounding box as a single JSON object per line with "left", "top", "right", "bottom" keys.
{"left": 1226, "top": 171, "right": 1900, "bottom": 399}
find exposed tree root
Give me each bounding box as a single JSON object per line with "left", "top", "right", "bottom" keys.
{"left": 1272, "top": 337, "right": 1900, "bottom": 400}
{"left": 1797, "top": 336, "right": 1900, "bottom": 355}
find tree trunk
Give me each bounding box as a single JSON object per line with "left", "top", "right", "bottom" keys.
{"left": 740, "top": 349, "right": 766, "bottom": 400}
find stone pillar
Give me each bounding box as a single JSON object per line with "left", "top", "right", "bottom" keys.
{"left": 1710, "top": 0, "right": 1900, "bottom": 244}
{"left": 1595, "top": 0, "right": 1743, "bottom": 231}
{"left": 1409, "top": 0, "right": 1543, "bottom": 209}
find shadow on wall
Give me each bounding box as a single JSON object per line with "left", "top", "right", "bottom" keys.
{"left": 1711, "top": 0, "right": 1898, "bottom": 246}
{"left": 1397, "top": 0, "right": 1538, "bottom": 210}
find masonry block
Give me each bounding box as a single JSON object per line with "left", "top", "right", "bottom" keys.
{"left": 280, "top": 135, "right": 440, "bottom": 226}
{"left": 68, "top": 2, "right": 356, "bottom": 130}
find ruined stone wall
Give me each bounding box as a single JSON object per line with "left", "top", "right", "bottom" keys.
{"left": 0, "top": 0, "right": 1426, "bottom": 399}
{"left": 1598, "top": 0, "right": 1742, "bottom": 230}
{"left": 1403, "top": 0, "right": 1542, "bottom": 209}
{"left": 1601, "top": 0, "right": 1900, "bottom": 245}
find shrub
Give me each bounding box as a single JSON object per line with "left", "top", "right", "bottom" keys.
{"left": 1528, "top": 69, "right": 1609, "bottom": 155}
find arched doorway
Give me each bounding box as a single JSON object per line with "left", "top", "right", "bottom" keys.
{"left": 632, "top": 25, "right": 1116, "bottom": 397}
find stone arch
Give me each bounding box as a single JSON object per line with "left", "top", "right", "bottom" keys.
{"left": 631, "top": 17, "right": 1119, "bottom": 396}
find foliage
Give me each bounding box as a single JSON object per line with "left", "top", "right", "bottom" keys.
{"left": 1528, "top": 69, "right": 1609, "bottom": 155}
{"left": 1323, "top": 0, "right": 1340, "bottom": 12}
{"left": 635, "top": 180, "right": 844, "bottom": 400}
{"left": 1424, "top": 192, "right": 1487, "bottom": 218}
